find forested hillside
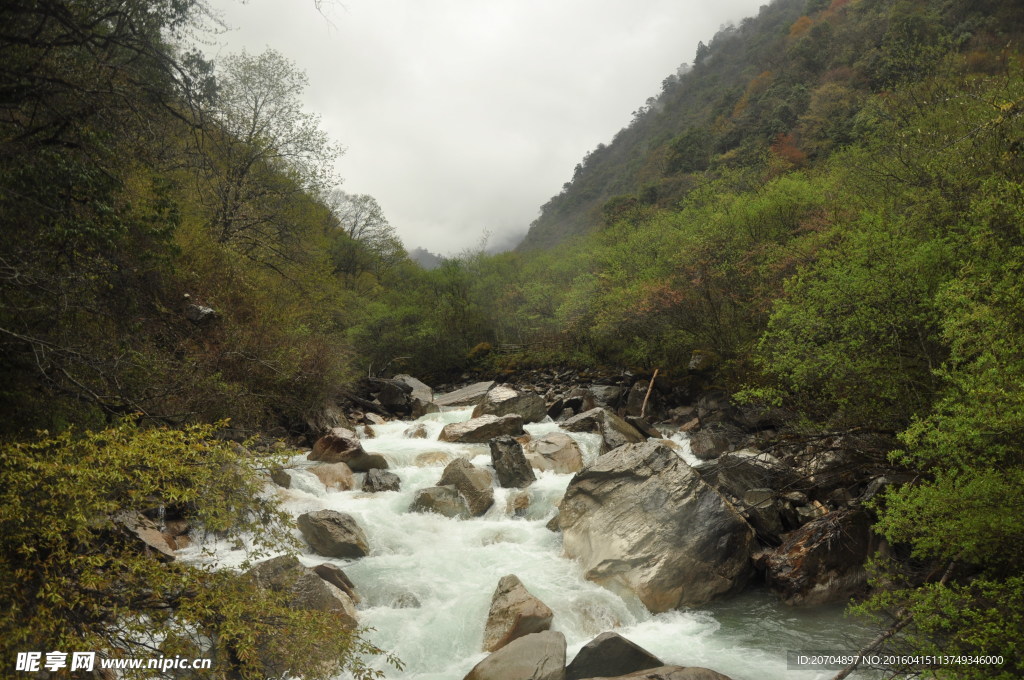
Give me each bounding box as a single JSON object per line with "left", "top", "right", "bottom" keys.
{"left": 2, "top": 0, "right": 1023, "bottom": 677}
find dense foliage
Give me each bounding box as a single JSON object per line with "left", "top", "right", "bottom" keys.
{"left": 3, "top": 0, "right": 1023, "bottom": 676}
{"left": 0, "top": 421, "right": 397, "bottom": 679}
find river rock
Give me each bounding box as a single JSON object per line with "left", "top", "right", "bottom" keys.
{"left": 309, "top": 428, "right": 389, "bottom": 471}
{"left": 489, "top": 436, "right": 537, "bottom": 488}
{"left": 741, "top": 488, "right": 785, "bottom": 542}
{"left": 464, "top": 630, "right": 566, "bottom": 680}
{"left": 565, "top": 632, "right": 663, "bottom": 680}
{"left": 439, "top": 458, "right": 495, "bottom": 516}
{"left": 688, "top": 430, "right": 732, "bottom": 460}
{"left": 439, "top": 414, "right": 525, "bottom": 444}
{"left": 473, "top": 384, "right": 548, "bottom": 424}
{"left": 404, "top": 423, "right": 429, "bottom": 439}
{"left": 410, "top": 485, "right": 471, "bottom": 519}
{"left": 247, "top": 555, "right": 357, "bottom": 628}
{"left": 394, "top": 373, "right": 433, "bottom": 402}
{"left": 312, "top": 563, "right": 360, "bottom": 603}
{"left": 578, "top": 666, "right": 734, "bottom": 680}
{"left": 309, "top": 462, "right": 355, "bottom": 491}
{"left": 588, "top": 385, "right": 622, "bottom": 408}
{"left": 297, "top": 510, "right": 369, "bottom": 559}
{"left": 561, "top": 408, "right": 645, "bottom": 453}
{"left": 756, "top": 508, "right": 874, "bottom": 606}
{"left": 309, "top": 427, "right": 361, "bottom": 462}
{"left": 363, "top": 468, "right": 401, "bottom": 493}
{"left": 434, "top": 380, "right": 496, "bottom": 408}
{"left": 523, "top": 432, "right": 584, "bottom": 474}
{"left": 483, "top": 575, "right": 554, "bottom": 652}
{"left": 698, "top": 449, "right": 799, "bottom": 500}
{"left": 559, "top": 441, "right": 755, "bottom": 611}
{"left": 507, "top": 490, "right": 531, "bottom": 516}
{"left": 625, "top": 416, "right": 661, "bottom": 440}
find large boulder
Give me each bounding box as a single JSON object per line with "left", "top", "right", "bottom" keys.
{"left": 312, "top": 563, "right": 360, "bottom": 603}
{"left": 756, "top": 508, "right": 875, "bottom": 606}
{"left": 309, "top": 462, "right": 356, "bottom": 490}
{"left": 473, "top": 384, "right": 548, "bottom": 424}
{"left": 410, "top": 485, "right": 471, "bottom": 519}
{"left": 565, "top": 632, "right": 662, "bottom": 680}
{"left": 698, "top": 449, "right": 800, "bottom": 500}
{"left": 309, "top": 427, "right": 362, "bottom": 462}
{"left": 687, "top": 430, "right": 733, "bottom": 461}
{"left": 559, "top": 442, "right": 755, "bottom": 611}
{"left": 297, "top": 510, "right": 370, "bottom": 559}
{"left": 434, "top": 381, "right": 496, "bottom": 408}
{"left": 394, "top": 373, "right": 433, "bottom": 403}
{"left": 489, "top": 436, "right": 537, "bottom": 488}
{"left": 439, "top": 458, "right": 495, "bottom": 516}
{"left": 561, "top": 408, "right": 645, "bottom": 453}
{"left": 523, "top": 433, "right": 584, "bottom": 474}
{"left": 464, "top": 631, "right": 566, "bottom": 680}
{"left": 576, "top": 667, "right": 734, "bottom": 680}
{"left": 482, "top": 575, "right": 554, "bottom": 652}
{"left": 439, "top": 414, "right": 525, "bottom": 444}
{"left": 362, "top": 468, "right": 401, "bottom": 493}
{"left": 246, "top": 555, "right": 357, "bottom": 628}
{"left": 309, "top": 428, "right": 389, "bottom": 472}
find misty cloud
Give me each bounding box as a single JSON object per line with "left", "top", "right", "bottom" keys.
{"left": 204, "top": 0, "right": 767, "bottom": 255}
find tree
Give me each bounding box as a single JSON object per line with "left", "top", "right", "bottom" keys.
{"left": 0, "top": 420, "right": 399, "bottom": 679}
{"left": 326, "top": 190, "right": 406, "bottom": 278}
{"left": 198, "top": 48, "right": 342, "bottom": 263}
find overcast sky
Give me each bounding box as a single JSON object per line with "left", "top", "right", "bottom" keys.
{"left": 203, "top": 0, "right": 768, "bottom": 255}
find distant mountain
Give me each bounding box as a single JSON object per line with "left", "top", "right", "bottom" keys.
{"left": 518, "top": 0, "right": 808, "bottom": 250}
{"left": 408, "top": 247, "right": 444, "bottom": 270}
{"left": 519, "top": 0, "right": 1024, "bottom": 251}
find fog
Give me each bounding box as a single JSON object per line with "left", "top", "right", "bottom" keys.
{"left": 204, "top": 0, "right": 769, "bottom": 255}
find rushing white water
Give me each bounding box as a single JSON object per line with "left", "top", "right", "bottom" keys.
{"left": 183, "top": 408, "right": 878, "bottom": 680}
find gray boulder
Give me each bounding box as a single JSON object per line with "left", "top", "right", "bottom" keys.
{"left": 439, "top": 414, "right": 525, "bottom": 444}
{"left": 308, "top": 427, "right": 361, "bottom": 462}
{"left": 309, "top": 428, "right": 389, "bottom": 471}
{"left": 698, "top": 449, "right": 799, "bottom": 499}
{"left": 463, "top": 631, "right": 566, "bottom": 680}
{"left": 688, "top": 430, "right": 732, "bottom": 461}
{"left": 566, "top": 632, "right": 662, "bottom": 680}
{"left": 410, "top": 485, "right": 471, "bottom": 519}
{"left": 482, "top": 575, "right": 554, "bottom": 652}
{"left": 490, "top": 436, "right": 537, "bottom": 488}
{"left": 559, "top": 442, "right": 755, "bottom": 611}
{"left": 404, "top": 423, "right": 430, "bottom": 439}
{"left": 523, "top": 433, "right": 584, "bottom": 474}
{"left": 362, "top": 468, "right": 401, "bottom": 493}
{"left": 434, "top": 381, "right": 496, "bottom": 408}
{"left": 309, "top": 462, "right": 355, "bottom": 491}
{"left": 562, "top": 408, "right": 645, "bottom": 453}
{"left": 297, "top": 510, "right": 369, "bottom": 559}
{"left": 312, "top": 562, "right": 360, "bottom": 603}
{"left": 247, "top": 555, "right": 357, "bottom": 628}
{"left": 439, "top": 458, "right": 495, "bottom": 516}
{"left": 473, "top": 384, "right": 548, "bottom": 423}
{"left": 393, "top": 373, "right": 433, "bottom": 403}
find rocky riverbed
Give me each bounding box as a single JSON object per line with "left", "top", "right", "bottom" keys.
{"left": 181, "top": 376, "right": 895, "bottom": 679}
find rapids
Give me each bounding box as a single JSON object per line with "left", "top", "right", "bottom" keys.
{"left": 183, "top": 408, "right": 879, "bottom": 680}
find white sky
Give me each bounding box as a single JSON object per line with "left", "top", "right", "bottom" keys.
{"left": 203, "top": 0, "right": 768, "bottom": 255}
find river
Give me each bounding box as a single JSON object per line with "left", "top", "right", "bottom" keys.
{"left": 185, "top": 407, "right": 880, "bottom": 680}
